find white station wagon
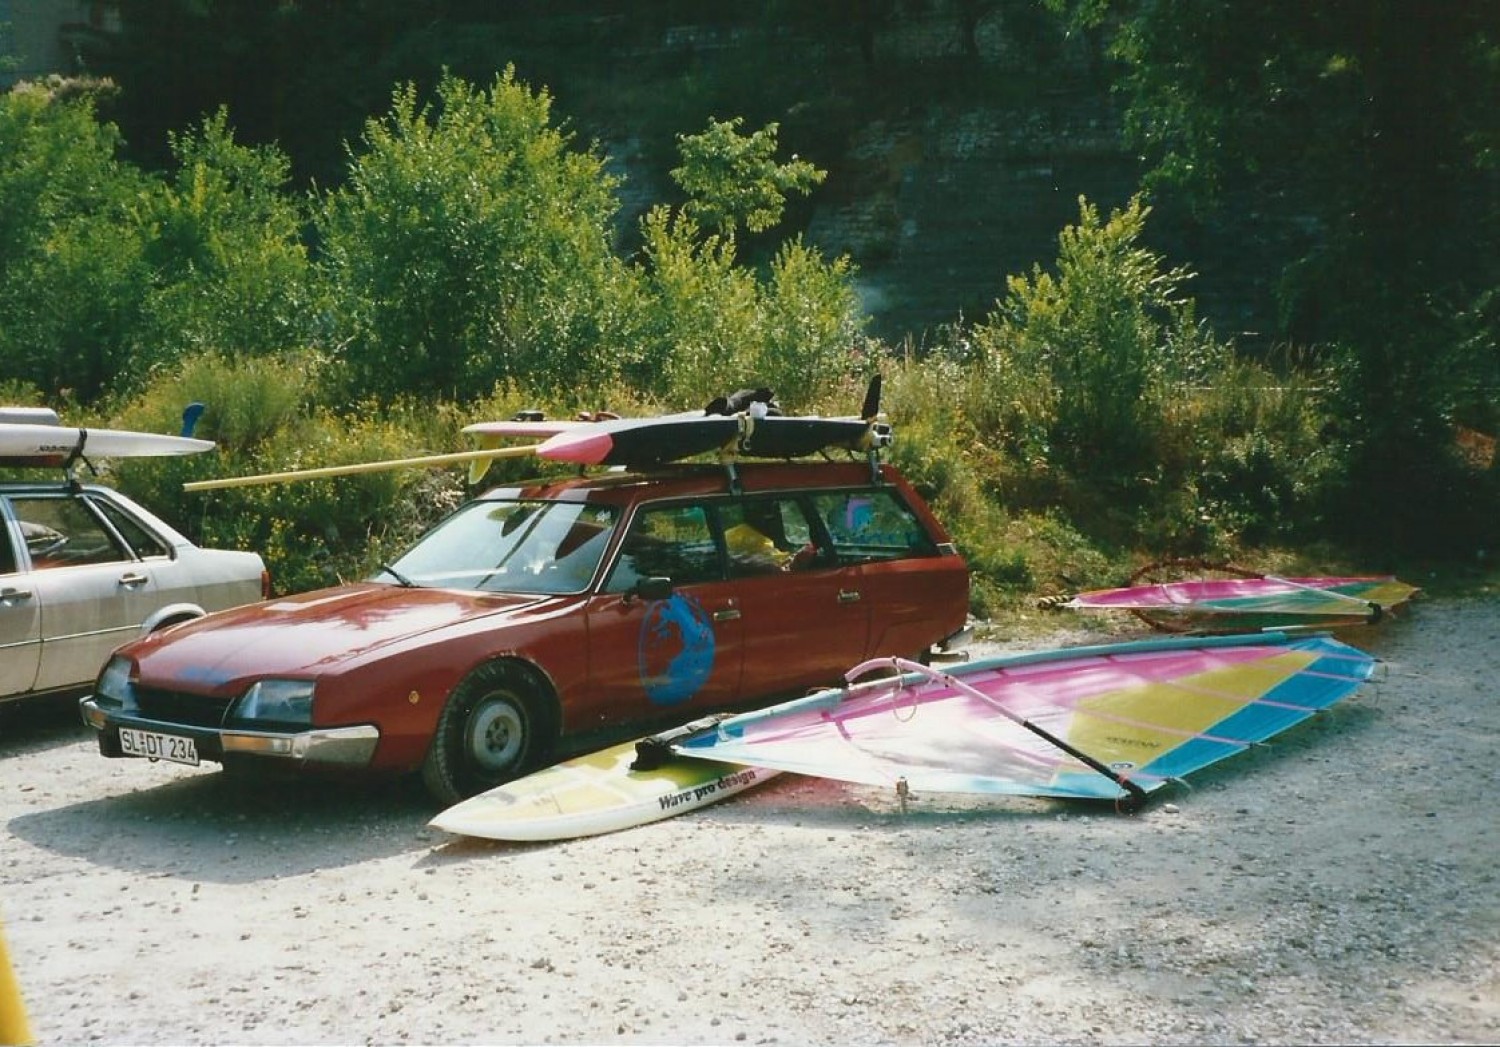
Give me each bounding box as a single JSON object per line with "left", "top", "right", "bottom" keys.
{"left": 0, "top": 479, "right": 268, "bottom": 705}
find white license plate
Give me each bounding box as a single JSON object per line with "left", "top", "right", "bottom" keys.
{"left": 119, "top": 727, "right": 199, "bottom": 766}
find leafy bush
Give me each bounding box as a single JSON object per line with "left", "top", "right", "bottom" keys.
{"left": 112, "top": 350, "right": 313, "bottom": 453}
{"left": 317, "top": 69, "right": 630, "bottom": 402}
{"left": 671, "top": 117, "right": 825, "bottom": 237}
{"left": 129, "top": 110, "right": 318, "bottom": 375}
{"left": 629, "top": 207, "right": 761, "bottom": 401}
{"left": 0, "top": 79, "right": 148, "bottom": 400}
{"left": 108, "top": 355, "right": 458, "bottom": 593}
{"left": 626, "top": 210, "right": 865, "bottom": 409}
{"left": 1163, "top": 353, "right": 1332, "bottom": 547}
{"left": 969, "top": 195, "right": 1229, "bottom": 488}
{"left": 751, "top": 239, "right": 865, "bottom": 401}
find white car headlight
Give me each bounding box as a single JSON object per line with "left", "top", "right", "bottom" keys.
{"left": 235, "top": 679, "right": 315, "bottom": 724}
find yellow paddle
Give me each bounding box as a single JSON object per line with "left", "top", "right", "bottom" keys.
{"left": 183, "top": 444, "right": 540, "bottom": 492}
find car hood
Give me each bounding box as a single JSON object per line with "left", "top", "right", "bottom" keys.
{"left": 125, "top": 583, "right": 553, "bottom": 695}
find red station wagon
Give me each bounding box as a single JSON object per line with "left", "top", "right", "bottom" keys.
{"left": 80, "top": 460, "right": 970, "bottom": 803}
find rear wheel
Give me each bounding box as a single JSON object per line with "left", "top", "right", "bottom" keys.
{"left": 421, "top": 662, "right": 552, "bottom": 805}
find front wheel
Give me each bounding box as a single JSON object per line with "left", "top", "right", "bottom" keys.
{"left": 421, "top": 662, "right": 550, "bottom": 805}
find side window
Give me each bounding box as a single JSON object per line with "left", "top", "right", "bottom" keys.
{"left": 719, "top": 497, "right": 818, "bottom": 577}
{"left": 809, "top": 489, "right": 938, "bottom": 565}
{"left": 92, "top": 498, "right": 171, "bottom": 559}
{"left": 10, "top": 495, "right": 130, "bottom": 570}
{"left": 0, "top": 513, "right": 16, "bottom": 576}
{"left": 605, "top": 504, "right": 721, "bottom": 592}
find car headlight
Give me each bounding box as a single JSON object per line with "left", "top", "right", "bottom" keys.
{"left": 94, "top": 655, "right": 138, "bottom": 710}
{"left": 235, "top": 679, "right": 315, "bottom": 724}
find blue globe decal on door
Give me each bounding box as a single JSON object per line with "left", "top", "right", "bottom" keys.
{"left": 638, "top": 593, "right": 716, "bottom": 706}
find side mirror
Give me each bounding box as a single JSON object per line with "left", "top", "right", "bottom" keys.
{"left": 632, "top": 576, "right": 674, "bottom": 601}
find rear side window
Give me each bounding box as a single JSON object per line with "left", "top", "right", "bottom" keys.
{"left": 719, "top": 496, "right": 818, "bottom": 577}
{"left": 809, "top": 488, "right": 938, "bottom": 564}
{"left": 92, "top": 497, "right": 171, "bottom": 558}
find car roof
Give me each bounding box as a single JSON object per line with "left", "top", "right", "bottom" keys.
{"left": 0, "top": 479, "right": 129, "bottom": 496}
{"left": 477, "top": 460, "right": 904, "bottom": 504}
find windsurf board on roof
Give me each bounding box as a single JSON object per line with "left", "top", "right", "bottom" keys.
{"left": 0, "top": 410, "right": 214, "bottom": 467}
{"left": 468, "top": 376, "right": 888, "bottom": 469}
{"left": 531, "top": 412, "right": 885, "bottom": 468}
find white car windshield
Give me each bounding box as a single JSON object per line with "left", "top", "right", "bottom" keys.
{"left": 380, "top": 500, "right": 620, "bottom": 594}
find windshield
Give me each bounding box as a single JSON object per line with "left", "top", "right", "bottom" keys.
{"left": 381, "top": 499, "right": 620, "bottom": 594}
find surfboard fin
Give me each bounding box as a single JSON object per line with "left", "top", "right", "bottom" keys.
{"left": 860, "top": 374, "right": 882, "bottom": 421}
{"left": 180, "top": 402, "right": 206, "bottom": 438}
{"left": 468, "top": 435, "right": 502, "bottom": 485}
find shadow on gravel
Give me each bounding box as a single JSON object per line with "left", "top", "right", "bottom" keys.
{"left": 0, "top": 692, "right": 91, "bottom": 755}
{"left": 7, "top": 768, "right": 439, "bottom": 884}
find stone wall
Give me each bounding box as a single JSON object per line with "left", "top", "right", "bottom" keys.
{"left": 589, "top": 3, "right": 1156, "bottom": 343}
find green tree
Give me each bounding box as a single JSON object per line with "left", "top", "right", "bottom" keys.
{"left": 631, "top": 206, "right": 760, "bottom": 399}
{"left": 628, "top": 118, "right": 858, "bottom": 407}
{"left": 1054, "top": 0, "right": 1500, "bottom": 549}
{"left": 317, "top": 69, "right": 631, "bottom": 401}
{"left": 0, "top": 78, "right": 147, "bottom": 400}
{"left": 671, "top": 117, "right": 826, "bottom": 237}
{"left": 752, "top": 237, "right": 864, "bottom": 396}
{"left": 131, "top": 109, "right": 317, "bottom": 373}
{"left": 971, "top": 196, "right": 1225, "bottom": 485}
{"left": 629, "top": 206, "right": 863, "bottom": 407}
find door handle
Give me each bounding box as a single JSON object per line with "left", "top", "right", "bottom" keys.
{"left": 0, "top": 586, "right": 33, "bottom": 602}
{"left": 837, "top": 589, "right": 861, "bottom": 604}
{"left": 712, "top": 608, "right": 741, "bottom": 622}
{"left": 117, "top": 572, "right": 149, "bottom": 589}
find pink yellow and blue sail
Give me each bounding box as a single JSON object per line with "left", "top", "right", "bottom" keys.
{"left": 669, "top": 633, "right": 1376, "bottom": 808}
{"left": 1062, "top": 575, "right": 1418, "bottom": 630}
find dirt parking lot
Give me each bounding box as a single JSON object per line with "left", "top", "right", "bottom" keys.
{"left": 3, "top": 598, "right": 1498, "bottom": 1045}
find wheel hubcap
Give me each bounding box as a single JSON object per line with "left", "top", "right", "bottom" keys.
{"left": 466, "top": 696, "right": 523, "bottom": 773}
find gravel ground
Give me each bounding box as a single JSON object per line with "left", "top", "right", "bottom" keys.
{"left": 2, "top": 596, "right": 1497, "bottom": 1045}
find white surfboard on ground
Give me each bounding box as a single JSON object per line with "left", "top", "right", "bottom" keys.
{"left": 430, "top": 739, "right": 780, "bottom": 842}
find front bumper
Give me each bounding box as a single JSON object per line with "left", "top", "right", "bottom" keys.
{"left": 78, "top": 696, "right": 380, "bottom": 767}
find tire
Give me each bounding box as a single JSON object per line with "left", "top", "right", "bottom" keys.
{"left": 420, "top": 662, "right": 552, "bottom": 806}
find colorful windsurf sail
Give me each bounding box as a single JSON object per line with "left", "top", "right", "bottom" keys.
{"left": 669, "top": 633, "right": 1376, "bottom": 808}
{"left": 1060, "top": 575, "right": 1418, "bottom": 631}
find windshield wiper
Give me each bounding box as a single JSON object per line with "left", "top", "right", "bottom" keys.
{"left": 376, "top": 562, "right": 417, "bottom": 588}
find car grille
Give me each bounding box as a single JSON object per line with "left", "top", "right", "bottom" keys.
{"left": 133, "top": 687, "right": 235, "bottom": 728}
